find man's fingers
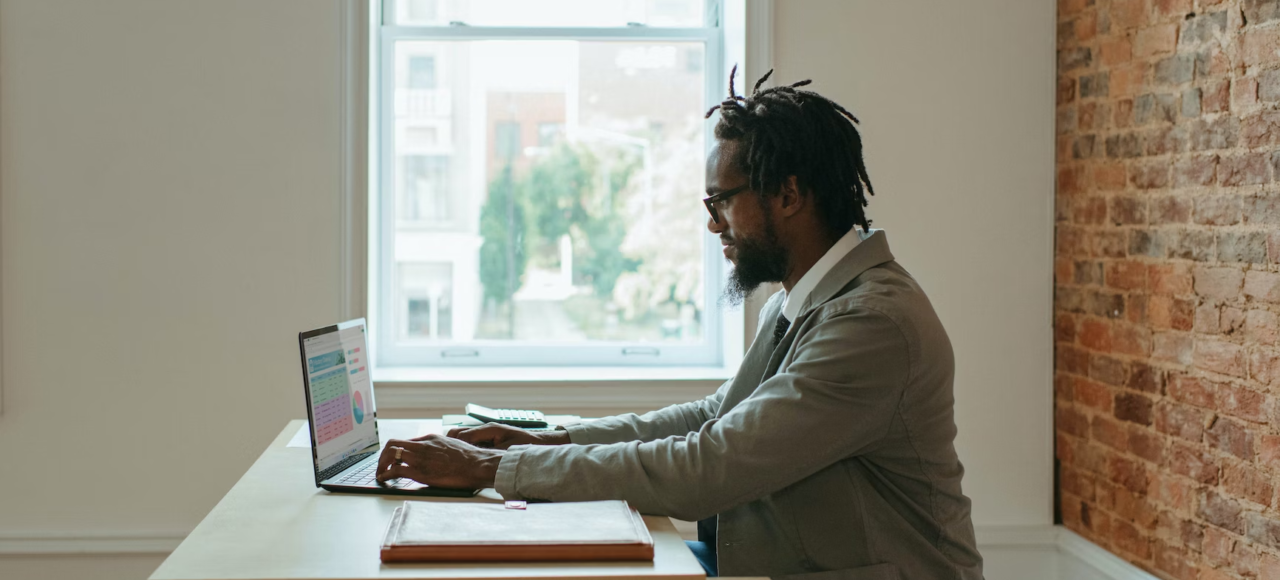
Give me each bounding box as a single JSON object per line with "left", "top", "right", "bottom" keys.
{"left": 445, "top": 427, "right": 467, "bottom": 438}
{"left": 377, "top": 442, "right": 399, "bottom": 475}
{"left": 377, "top": 463, "right": 412, "bottom": 482}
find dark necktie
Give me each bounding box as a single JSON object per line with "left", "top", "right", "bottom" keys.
{"left": 773, "top": 312, "right": 791, "bottom": 345}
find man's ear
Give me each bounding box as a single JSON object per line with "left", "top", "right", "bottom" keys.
{"left": 777, "top": 175, "right": 804, "bottom": 218}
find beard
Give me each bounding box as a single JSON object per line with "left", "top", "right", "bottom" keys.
{"left": 719, "top": 218, "right": 788, "bottom": 307}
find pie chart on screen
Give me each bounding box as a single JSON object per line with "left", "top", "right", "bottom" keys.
{"left": 353, "top": 391, "right": 365, "bottom": 424}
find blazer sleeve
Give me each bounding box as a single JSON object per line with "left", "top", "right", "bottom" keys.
{"left": 558, "top": 380, "right": 731, "bottom": 445}
{"left": 492, "top": 305, "right": 911, "bottom": 521}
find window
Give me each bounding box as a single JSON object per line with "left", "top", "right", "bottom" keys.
{"left": 374, "top": 0, "right": 740, "bottom": 367}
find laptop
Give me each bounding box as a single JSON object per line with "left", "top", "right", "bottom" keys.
{"left": 298, "top": 318, "right": 477, "bottom": 497}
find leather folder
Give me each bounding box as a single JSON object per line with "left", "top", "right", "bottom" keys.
{"left": 380, "top": 500, "right": 655, "bottom": 563}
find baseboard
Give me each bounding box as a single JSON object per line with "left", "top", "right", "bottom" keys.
{"left": 0, "top": 530, "right": 184, "bottom": 555}
{"left": 0, "top": 525, "right": 1158, "bottom": 580}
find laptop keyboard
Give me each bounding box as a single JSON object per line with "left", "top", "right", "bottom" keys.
{"left": 333, "top": 458, "right": 415, "bottom": 489}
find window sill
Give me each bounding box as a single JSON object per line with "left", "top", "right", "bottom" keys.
{"left": 371, "top": 366, "right": 733, "bottom": 411}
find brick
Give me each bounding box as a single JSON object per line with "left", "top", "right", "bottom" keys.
{"left": 1149, "top": 263, "right": 1192, "bottom": 294}
{"left": 1224, "top": 462, "right": 1273, "bottom": 506}
{"left": 1111, "top": 66, "right": 1145, "bottom": 99}
{"left": 1152, "top": 195, "right": 1192, "bottom": 222}
{"left": 1260, "top": 433, "right": 1280, "bottom": 464}
{"left": 1145, "top": 125, "right": 1187, "bottom": 155}
{"left": 1167, "top": 226, "right": 1213, "bottom": 261}
{"left": 1206, "top": 417, "right": 1254, "bottom": 458}
{"left": 1059, "top": 344, "right": 1090, "bottom": 374}
{"left": 1105, "top": 261, "right": 1146, "bottom": 291}
{"left": 1181, "top": 10, "right": 1227, "bottom": 44}
{"left": 1249, "top": 348, "right": 1280, "bottom": 386}
{"left": 1264, "top": 555, "right": 1280, "bottom": 580}
{"left": 1106, "top": 132, "right": 1144, "bottom": 158}
{"left": 1076, "top": 11, "right": 1098, "bottom": 42}
{"left": 1153, "top": 54, "right": 1194, "bottom": 85}
{"left": 1092, "top": 231, "right": 1129, "bottom": 258}
{"left": 1076, "top": 377, "right": 1114, "bottom": 411}
{"left": 1072, "top": 196, "right": 1107, "bottom": 224}
{"left": 1108, "top": 197, "right": 1145, "bottom": 225}
{"left": 1153, "top": 331, "right": 1193, "bottom": 364}
{"left": 1168, "top": 375, "right": 1215, "bottom": 407}
{"left": 1128, "top": 426, "right": 1165, "bottom": 463}
{"left": 1242, "top": 110, "right": 1280, "bottom": 148}
{"left": 1242, "top": 25, "right": 1280, "bottom": 68}
{"left": 1129, "top": 229, "right": 1160, "bottom": 257}
{"left": 1235, "top": 77, "right": 1260, "bottom": 110}
{"left": 1134, "top": 92, "right": 1179, "bottom": 124}
{"left": 1198, "top": 489, "right": 1244, "bottom": 533}
{"left": 1079, "top": 102, "right": 1107, "bottom": 131}
{"left": 1130, "top": 161, "right": 1170, "bottom": 189}
{"left": 1071, "top": 135, "right": 1096, "bottom": 159}
{"left": 1203, "top": 526, "right": 1234, "bottom": 566}
{"left": 1059, "top": 47, "right": 1092, "bottom": 71}
{"left": 1173, "top": 155, "right": 1217, "bottom": 189}
{"left": 1196, "top": 47, "right": 1230, "bottom": 79}
{"left": 1158, "top": 401, "right": 1208, "bottom": 442}
{"left": 1190, "top": 116, "right": 1241, "bottom": 150}
{"left": 1111, "top": 0, "right": 1150, "bottom": 30}
{"left": 1195, "top": 303, "right": 1220, "bottom": 332}
{"left": 1125, "top": 294, "right": 1148, "bottom": 324}
{"left": 1181, "top": 87, "right": 1200, "bottom": 117}
{"left": 1244, "top": 0, "right": 1280, "bottom": 26}
{"left": 1113, "top": 323, "right": 1153, "bottom": 356}
{"left": 1148, "top": 295, "right": 1195, "bottom": 330}
{"left": 1262, "top": 69, "right": 1280, "bottom": 103}
{"left": 1127, "top": 362, "right": 1164, "bottom": 393}
{"left": 1154, "top": 0, "right": 1190, "bottom": 18}
{"left": 1171, "top": 442, "right": 1218, "bottom": 485}
{"left": 1244, "top": 194, "right": 1280, "bottom": 224}
{"left": 1202, "top": 79, "right": 1230, "bottom": 113}
{"left": 1245, "top": 511, "right": 1280, "bottom": 549}
{"left": 1057, "top": 405, "right": 1090, "bottom": 437}
{"left": 1219, "top": 152, "right": 1271, "bottom": 186}
{"left": 1093, "top": 414, "right": 1129, "bottom": 450}
{"left": 1193, "top": 195, "right": 1241, "bottom": 225}
{"left": 1093, "top": 162, "right": 1128, "bottom": 190}
{"left": 1149, "top": 472, "right": 1193, "bottom": 513}
{"left": 1100, "top": 37, "right": 1133, "bottom": 66}
{"left": 1270, "top": 231, "right": 1280, "bottom": 263}
{"left": 1243, "top": 270, "right": 1280, "bottom": 303}
{"left": 1112, "top": 519, "right": 1151, "bottom": 559}
{"left": 1217, "top": 383, "right": 1269, "bottom": 423}
{"left": 1217, "top": 231, "right": 1269, "bottom": 263}
{"left": 1079, "top": 73, "right": 1109, "bottom": 99}
{"left": 1086, "top": 290, "right": 1126, "bottom": 319}
{"left": 1073, "top": 260, "right": 1103, "bottom": 285}
{"left": 1115, "top": 392, "right": 1154, "bottom": 424}
{"left": 1194, "top": 339, "right": 1248, "bottom": 377}
{"left": 1194, "top": 266, "right": 1244, "bottom": 301}
{"left": 1154, "top": 540, "right": 1197, "bottom": 580}
{"left": 1222, "top": 307, "right": 1246, "bottom": 335}
{"left": 1089, "top": 353, "right": 1128, "bottom": 386}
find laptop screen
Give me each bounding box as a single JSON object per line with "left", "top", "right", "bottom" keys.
{"left": 300, "top": 319, "right": 378, "bottom": 475}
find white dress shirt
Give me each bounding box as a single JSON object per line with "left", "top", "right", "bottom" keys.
{"left": 781, "top": 227, "right": 877, "bottom": 322}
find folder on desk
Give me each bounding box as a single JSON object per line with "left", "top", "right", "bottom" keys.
{"left": 380, "top": 500, "right": 654, "bottom": 563}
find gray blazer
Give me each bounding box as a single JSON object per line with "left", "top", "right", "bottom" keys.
{"left": 494, "top": 231, "right": 983, "bottom": 580}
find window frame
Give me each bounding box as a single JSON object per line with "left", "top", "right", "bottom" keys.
{"left": 368, "top": 0, "right": 745, "bottom": 370}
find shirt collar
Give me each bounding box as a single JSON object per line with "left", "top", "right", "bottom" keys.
{"left": 781, "top": 227, "right": 875, "bottom": 321}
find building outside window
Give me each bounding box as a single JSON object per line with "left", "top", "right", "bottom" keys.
{"left": 377, "top": 0, "right": 738, "bottom": 367}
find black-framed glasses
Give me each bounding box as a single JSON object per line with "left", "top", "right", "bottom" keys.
{"left": 702, "top": 184, "right": 750, "bottom": 224}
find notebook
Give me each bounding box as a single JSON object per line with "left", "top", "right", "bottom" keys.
{"left": 380, "top": 500, "right": 654, "bottom": 563}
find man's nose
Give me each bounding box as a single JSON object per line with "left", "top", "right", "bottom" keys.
{"left": 707, "top": 215, "right": 724, "bottom": 234}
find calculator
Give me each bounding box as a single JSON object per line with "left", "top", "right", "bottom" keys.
{"left": 465, "top": 403, "right": 550, "bottom": 429}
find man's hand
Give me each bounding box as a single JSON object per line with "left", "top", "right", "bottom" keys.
{"left": 447, "top": 423, "right": 572, "bottom": 449}
{"left": 375, "top": 434, "right": 504, "bottom": 489}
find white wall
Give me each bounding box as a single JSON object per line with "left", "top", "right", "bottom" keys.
{"left": 774, "top": 0, "right": 1057, "bottom": 526}
{"left": 0, "top": 0, "right": 345, "bottom": 577}
{"left": 0, "top": 1, "right": 1056, "bottom": 579}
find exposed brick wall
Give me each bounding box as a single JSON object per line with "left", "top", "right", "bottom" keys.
{"left": 1056, "top": 1, "right": 1280, "bottom": 578}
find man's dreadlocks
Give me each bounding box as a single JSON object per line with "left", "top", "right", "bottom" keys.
{"left": 706, "top": 66, "right": 875, "bottom": 237}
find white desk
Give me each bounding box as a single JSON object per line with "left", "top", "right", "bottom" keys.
{"left": 150, "top": 420, "right": 705, "bottom": 580}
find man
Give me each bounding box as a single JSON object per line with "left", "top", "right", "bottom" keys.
{"left": 376, "top": 69, "right": 984, "bottom": 580}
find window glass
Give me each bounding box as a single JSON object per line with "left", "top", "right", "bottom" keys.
{"left": 394, "top": 0, "right": 705, "bottom": 27}
{"left": 387, "top": 40, "right": 708, "bottom": 348}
